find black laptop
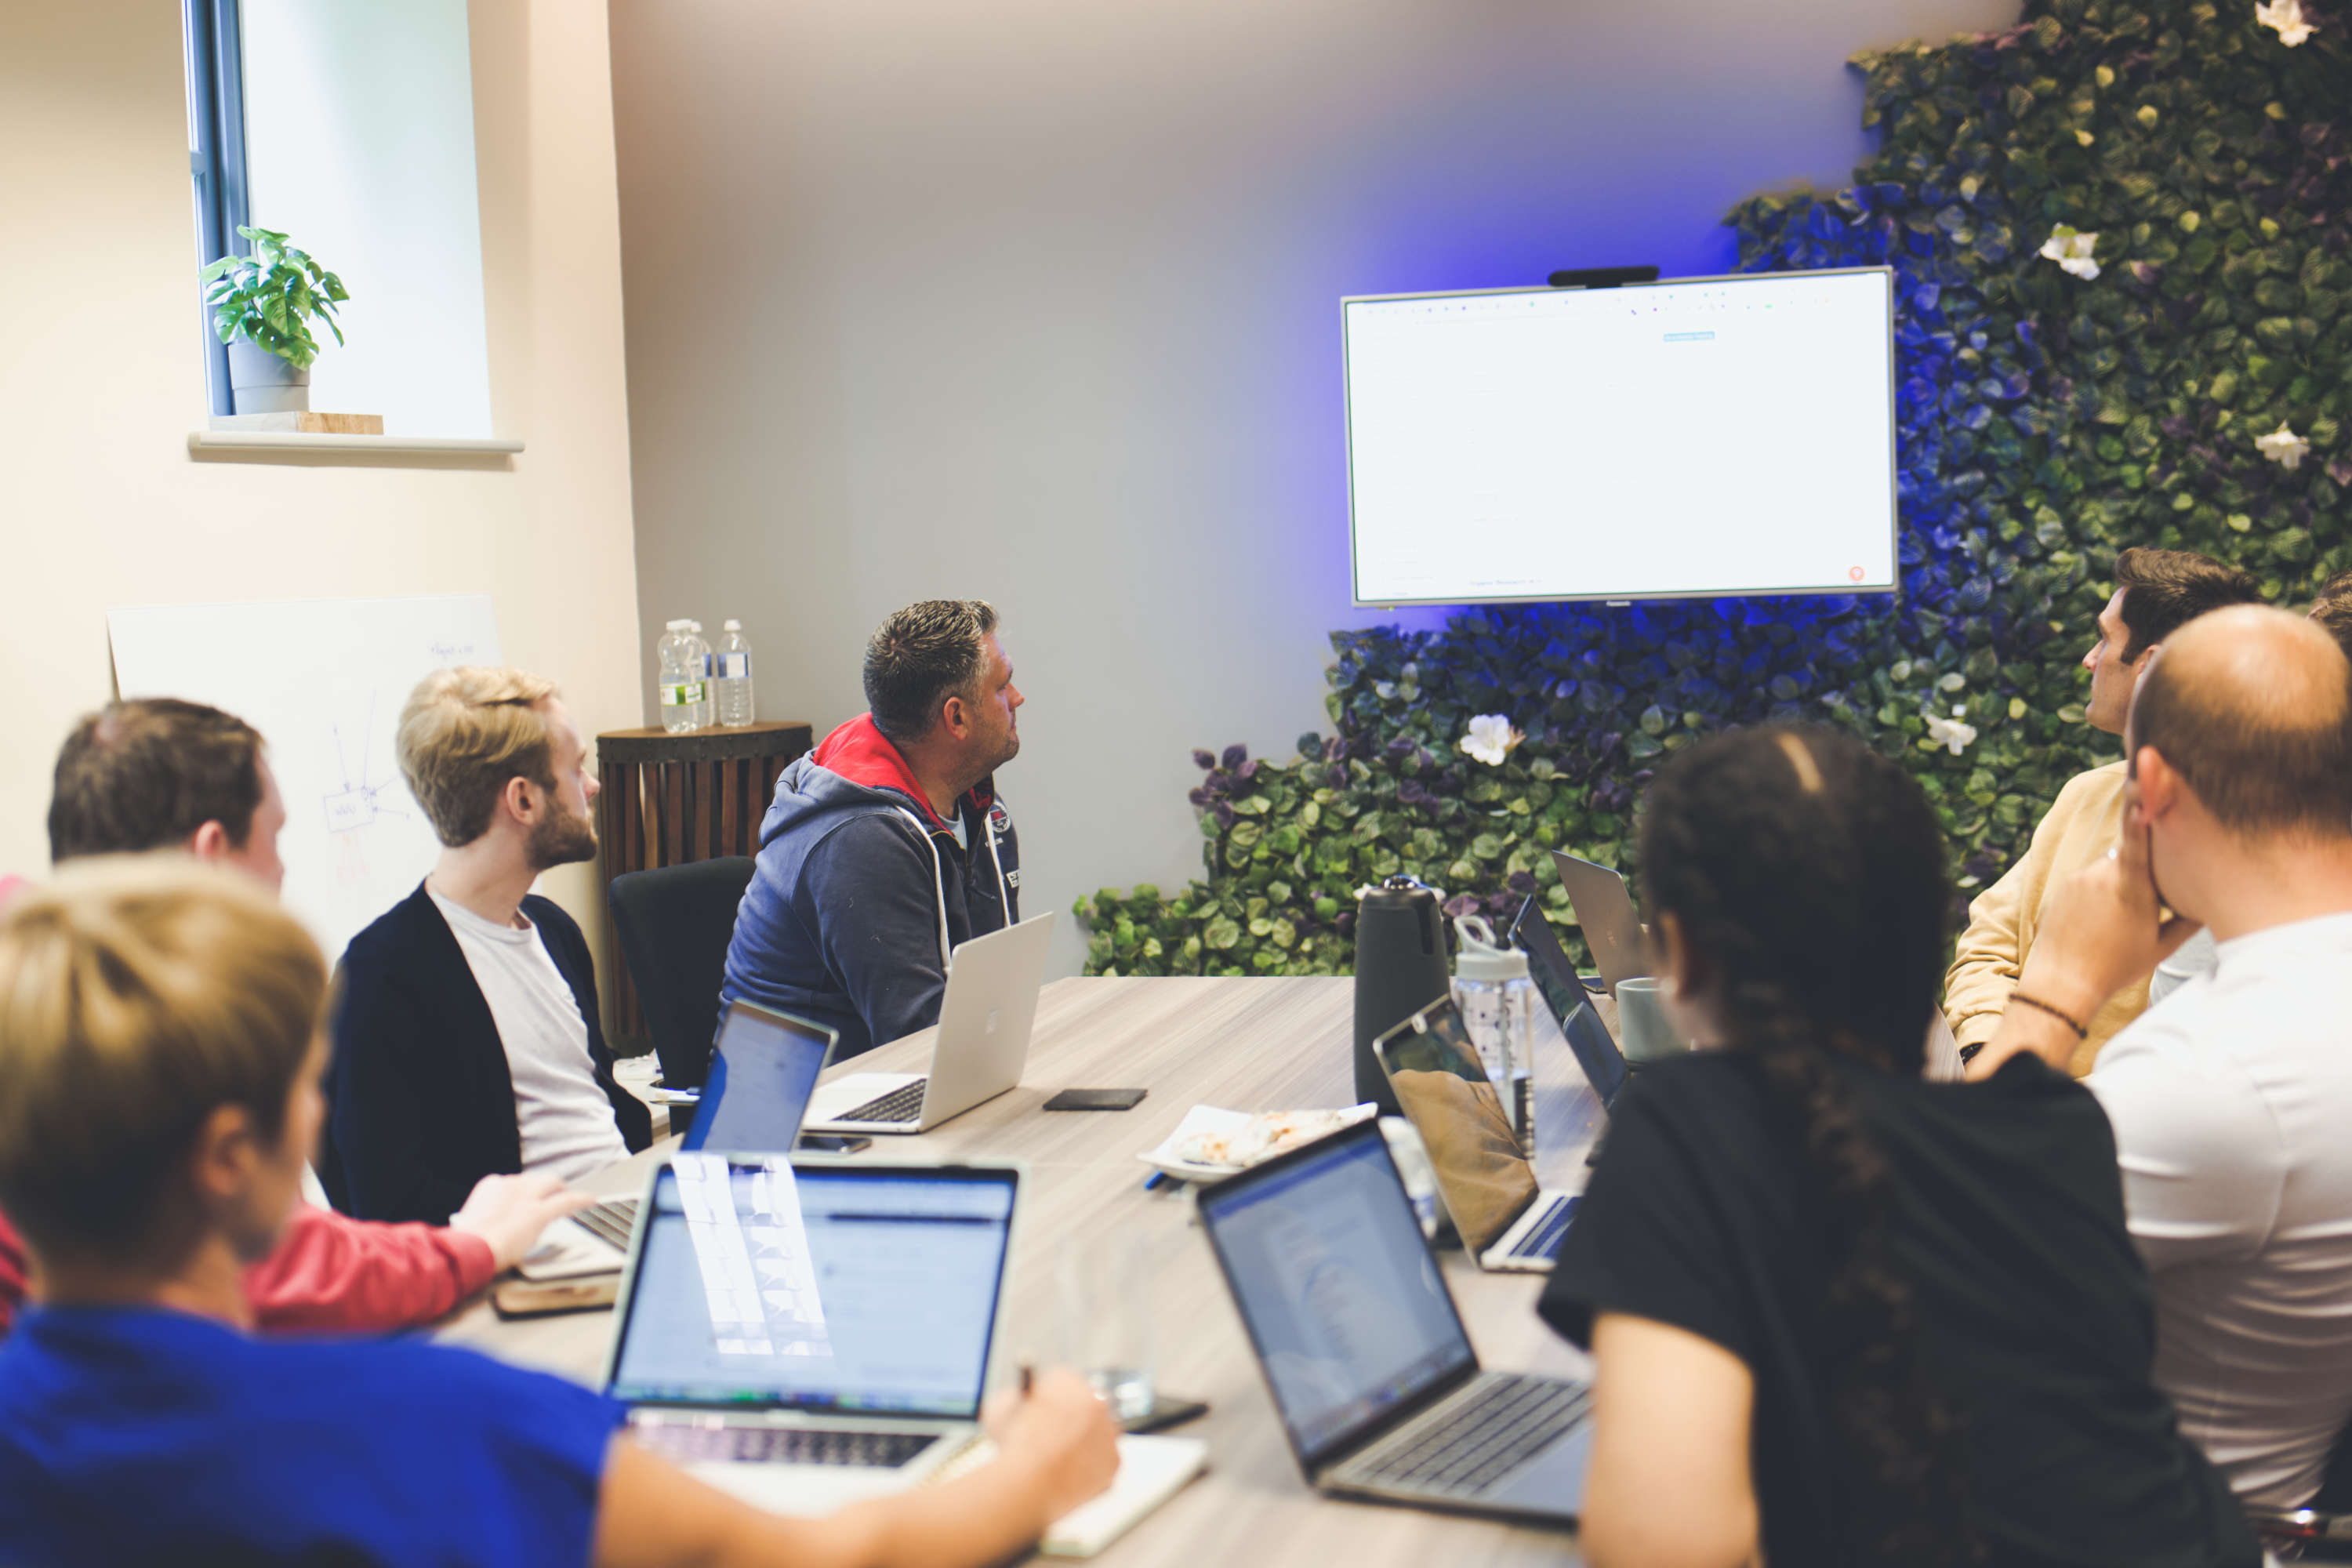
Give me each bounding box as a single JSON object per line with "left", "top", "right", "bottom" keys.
{"left": 1510, "top": 897, "right": 1631, "bottom": 1102}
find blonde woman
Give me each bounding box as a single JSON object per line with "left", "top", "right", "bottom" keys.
{"left": 0, "top": 858, "right": 1114, "bottom": 1567}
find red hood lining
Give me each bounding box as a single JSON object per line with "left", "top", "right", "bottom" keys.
{"left": 811, "top": 714, "right": 992, "bottom": 831}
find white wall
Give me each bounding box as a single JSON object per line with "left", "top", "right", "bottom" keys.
{"left": 240, "top": 0, "right": 495, "bottom": 436}
{"left": 608, "top": 0, "right": 2023, "bottom": 978}
{"left": 0, "top": 0, "right": 639, "bottom": 979}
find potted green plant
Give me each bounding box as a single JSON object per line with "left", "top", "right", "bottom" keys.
{"left": 200, "top": 226, "right": 349, "bottom": 415}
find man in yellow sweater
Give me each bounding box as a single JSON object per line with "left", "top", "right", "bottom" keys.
{"left": 1944, "top": 546, "right": 2259, "bottom": 1075}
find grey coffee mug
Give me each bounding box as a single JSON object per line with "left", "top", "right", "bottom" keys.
{"left": 1614, "top": 977, "right": 1687, "bottom": 1064}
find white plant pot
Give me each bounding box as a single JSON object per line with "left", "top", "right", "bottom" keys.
{"left": 227, "top": 341, "right": 310, "bottom": 415}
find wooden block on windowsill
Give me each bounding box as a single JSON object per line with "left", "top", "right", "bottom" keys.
{"left": 208, "top": 412, "right": 386, "bottom": 435}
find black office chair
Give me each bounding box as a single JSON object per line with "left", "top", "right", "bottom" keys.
{"left": 607, "top": 856, "right": 756, "bottom": 1091}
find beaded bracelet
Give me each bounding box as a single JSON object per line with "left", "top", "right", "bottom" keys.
{"left": 2007, "top": 991, "right": 2089, "bottom": 1039}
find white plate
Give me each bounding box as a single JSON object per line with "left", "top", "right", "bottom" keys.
{"left": 1136, "top": 1103, "right": 1379, "bottom": 1181}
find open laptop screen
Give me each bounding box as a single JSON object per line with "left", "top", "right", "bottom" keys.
{"left": 681, "top": 1001, "right": 835, "bottom": 1152}
{"left": 1198, "top": 1123, "right": 1476, "bottom": 1470}
{"left": 1510, "top": 898, "right": 1630, "bottom": 1108}
{"left": 1546, "top": 849, "right": 1650, "bottom": 993}
{"left": 609, "top": 1157, "right": 1017, "bottom": 1418}
{"left": 1374, "top": 1000, "right": 1539, "bottom": 1255}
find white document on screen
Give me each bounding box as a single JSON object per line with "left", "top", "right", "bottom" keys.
{"left": 105, "top": 594, "right": 502, "bottom": 965}
{"left": 1345, "top": 269, "right": 1896, "bottom": 604}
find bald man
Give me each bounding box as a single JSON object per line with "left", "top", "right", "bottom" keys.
{"left": 1967, "top": 606, "right": 2352, "bottom": 1512}
{"left": 2148, "top": 571, "right": 2352, "bottom": 1007}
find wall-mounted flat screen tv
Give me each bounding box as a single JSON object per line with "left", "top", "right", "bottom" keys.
{"left": 1343, "top": 267, "right": 1896, "bottom": 606}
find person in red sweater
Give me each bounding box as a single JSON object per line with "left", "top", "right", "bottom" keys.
{"left": 0, "top": 699, "right": 590, "bottom": 1334}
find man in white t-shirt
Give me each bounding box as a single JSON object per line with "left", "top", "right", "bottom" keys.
{"left": 1968, "top": 604, "right": 2352, "bottom": 1508}
{"left": 326, "top": 668, "right": 652, "bottom": 1224}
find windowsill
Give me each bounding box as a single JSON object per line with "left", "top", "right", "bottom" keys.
{"left": 187, "top": 430, "right": 524, "bottom": 455}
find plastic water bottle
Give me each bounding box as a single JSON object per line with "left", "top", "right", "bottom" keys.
{"left": 715, "top": 619, "right": 756, "bottom": 727}
{"left": 1452, "top": 915, "right": 1537, "bottom": 1160}
{"left": 656, "top": 620, "right": 702, "bottom": 734}
{"left": 684, "top": 621, "right": 714, "bottom": 730}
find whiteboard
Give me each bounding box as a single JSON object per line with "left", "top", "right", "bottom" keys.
{"left": 107, "top": 595, "right": 503, "bottom": 964}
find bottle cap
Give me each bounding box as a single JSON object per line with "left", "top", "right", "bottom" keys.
{"left": 666, "top": 619, "right": 689, "bottom": 630}
{"left": 723, "top": 619, "right": 742, "bottom": 631}
{"left": 1452, "top": 914, "right": 1529, "bottom": 981}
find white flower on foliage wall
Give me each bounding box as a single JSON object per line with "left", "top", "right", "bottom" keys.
{"left": 2039, "top": 226, "right": 2101, "bottom": 280}
{"left": 1926, "top": 710, "right": 1978, "bottom": 757}
{"left": 1459, "top": 713, "right": 1524, "bottom": 767}
{"left": 2256, "top": 421, "right": 2311, "bottom": 470}
{"left": 2256, "top": 0, "right": 2315, "bottom": 46}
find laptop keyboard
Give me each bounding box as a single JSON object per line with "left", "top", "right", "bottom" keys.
{"left": 839, "top": 1080, "right": 929, "bottom": 1124}
{"left": 1506, "top": 1195, "right": 1579, "bottom": 1262}
{"left": 574, "top": 1197, "right": 639, "bottom": 1252}
{"left": 1352, "top": 1374, "right": 1592, "bottom": 1497}
{"left": 632, "top": 1422, "right": 936, "bottom": 1468}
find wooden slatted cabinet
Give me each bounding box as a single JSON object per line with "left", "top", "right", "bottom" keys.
{"left": 594, "top": 720, "right": 814, "bottom": 1051}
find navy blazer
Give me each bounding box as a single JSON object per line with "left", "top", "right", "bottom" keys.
{"left": 323, "top": 883, "right": 653, "bottom": 1224}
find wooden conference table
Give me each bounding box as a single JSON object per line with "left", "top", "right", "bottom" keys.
{"left": 441, "top": 976, "right": 1608, "bottom": 1566}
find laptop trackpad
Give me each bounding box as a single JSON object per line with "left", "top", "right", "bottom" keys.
{"left": 688, "top": 1457, "right": 923, "bottom": 1516}
{"left": 1489, "top": 1425, "right": 1592, "bottom": 1519}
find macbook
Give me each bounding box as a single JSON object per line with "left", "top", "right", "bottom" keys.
{"left": 1196, "top": 1119, "right": 1591, "bottom": 1521}
{"left": 1546, "top": 849, "right": 1649, "bottom": 995}
{"left": 804, "top": 911, "right": 1057, "bottom": 1135}
{"left": 519, "top": 1000, "right": 836, "bottom": 1280}
{"left": 678, "top": 1001, "right": 838, "bottom": 1154}
{"left": 605, "top": 1152, "right": 1021, "bottom": 1514}
{"left": 1374, "top": 997, "right": 1581, "bottom": 1273}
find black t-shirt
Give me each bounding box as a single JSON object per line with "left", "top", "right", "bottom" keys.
{"left": 1541, "top": 1050, "right": 2258, "bottom": 1568}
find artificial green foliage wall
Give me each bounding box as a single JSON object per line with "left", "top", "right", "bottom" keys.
{"left": 1077, "top": 0, "right": 2351, "bottom": 978}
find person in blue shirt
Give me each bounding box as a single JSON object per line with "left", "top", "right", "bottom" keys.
{"left": 0, "top": 855, "right": 1115, "bottom": 1568}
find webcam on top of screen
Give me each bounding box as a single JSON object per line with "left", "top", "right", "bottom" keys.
{"left": 1547, "top": 266, "right": 1661, "bottom": 290}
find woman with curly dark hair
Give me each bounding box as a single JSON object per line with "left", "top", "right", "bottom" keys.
{"left": 1539, "top": 724, "right": 2257, "bottom": 1568}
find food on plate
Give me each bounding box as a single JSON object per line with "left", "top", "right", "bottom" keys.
{"left": 1173, "top": 1107, "right": 1370, "bottom": 1170}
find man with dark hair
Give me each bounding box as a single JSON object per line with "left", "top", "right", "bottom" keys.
{"left": 4, "top": 698, "right": 587, "bottom": 1337}
{"left": 723, "top": 600, "right": 1024, "bottom": 1059}
{"left": 1966, "top": 606, "right": 2352, "bottom": 1511}
{"left": 2309, "top": 569, "right": 2352, "bottom": 660}
{"left": 1944, "top": 546, "right": 2261, "bottom": 1073}
{"left": 48, "top": 699, "right": 284, "bottom": 887}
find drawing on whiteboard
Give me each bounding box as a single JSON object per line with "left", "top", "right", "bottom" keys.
{"left": 108, "top": 593, "right": 503, "bottom": 964}
{"left": 321, "top": 695, "right": 409, "bottom": 837}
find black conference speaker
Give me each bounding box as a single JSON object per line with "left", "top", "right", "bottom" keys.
{"left": 1352, "top": 876, "right": 1453, "bottom": 1116}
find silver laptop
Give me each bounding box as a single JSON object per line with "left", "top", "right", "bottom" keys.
{"left": 604, "top": 1151, "right": 1021, "bottom": 1514}
{"left": 804, "top": 911, "right": 1057, "bottom": 1134}
{"left": 519, "top": 1000, "right": 836, "bottom": 1279}
{"left": 1548, "top": 848, "right": 1649, "bottom": 993}
{"left": 1197, "top": 1118, "right": 1590, "bottom": 1521}
{"left": 1374, "top": 997, "right": 1580, "bottom": 1273}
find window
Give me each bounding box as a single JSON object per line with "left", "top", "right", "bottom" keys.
{"left": 183, "top": 0, "right": 249, "bottom": 419}
{"left": 179, "top": 0, "right": 495, "bottom": 436}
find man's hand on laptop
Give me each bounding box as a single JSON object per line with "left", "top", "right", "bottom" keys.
{"left": 448, "top": 1171, "right": 597, "bottom": 1271}
{"left": 983, "top": 1367, "right": 1121, "bottom": 1522}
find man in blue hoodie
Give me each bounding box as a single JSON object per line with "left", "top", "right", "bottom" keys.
{"left": 722, "top": 601, "right": 1024, "bottom": 1058}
